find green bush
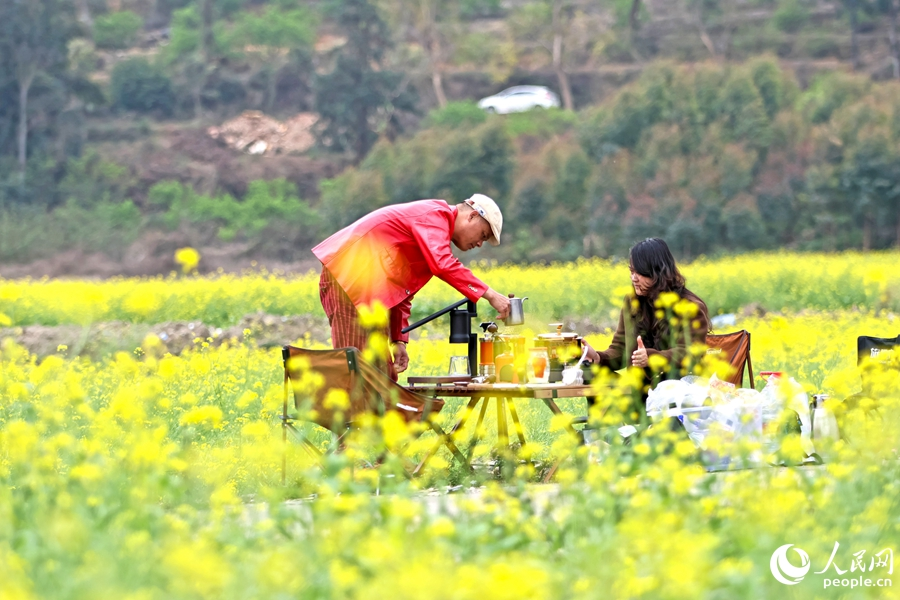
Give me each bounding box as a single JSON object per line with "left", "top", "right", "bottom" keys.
{"left": 797, "top": 71, "right": 871, "bottom": 124}
{"left": 0, "top": 205, "right": 61, "bottom": 262}
{"left": 504, "top": 107, "right": 577, "bottom": 137}
{"left": 425, "top": 101, "right": 487, "bottom": 129}
{"left": 148, "top": 178, "right": 323, "bottom": 245}
{"left": 0, "top": 200, "right": 143, "bottom": 263}
{"left": 459, "top": 0, "right": 504, "bottom": 20}
{"left": 59, "top": 151, "right": 134, "bottom": 208}
{"left": 54, "top": 200, "right": 143, "bottom": 258}
{"left": 110, "top": 58, "right": 175, "bottom": 115}
{"left": 801, "top": 33, "right": 841, "bottom": 58}
{"left": 93, "top": 11, "right": 144, "bottom": 50}
{"left": 771, "top": 0, "right": 810, "bottom": 33}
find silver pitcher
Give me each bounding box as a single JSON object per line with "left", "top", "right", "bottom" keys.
{"left": 504, "top": 295, "right": 528, "bottom": 326}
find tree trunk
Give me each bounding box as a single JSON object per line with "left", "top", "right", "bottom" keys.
{"left": 552, "top": 33, "right": 573, "bottom": 110}
{"left": 551, "top": 1, "right": 573, "bottom": 110}
{"left": 698, "top": 23, "right": 717, "bottom": 58}
{"left": 431, "top": 68, "right": 447, "bottom": 107}
{"left": 200, "top": 0, "right": 214, "bottom": 64}
{"left": 849, "top": 0, "right": 860, "bottom": 71}
{"left": 862, "top": 213, "right": 872, "bottom": 251}
{"left": 265, "top": 59, "right": 284, "bottom": 113}
{"left": 692, "top": 0, "right": 717, "bottom": 58}
{"left": 889, "top": 0, "right": 900, "bottom": 79}
{"left": 76, "top": 0, "right": 93, "bottom": 28}
{"left": 420, "top": 0, "right": 446, "bottom": 108}
{"left": 429, "top": 36, "right": 447, "bottom": 107}
{"left": 355, "top": 103, "right": 368, "bottom": 164}
{"left": 629, "top": 0, "right": 642, "bottom": 32}
{"left": 17, "top": 72, "right": 34, "bottom": 187}
{"left": 896, "top": 210, "right": 900, "bottom": 247}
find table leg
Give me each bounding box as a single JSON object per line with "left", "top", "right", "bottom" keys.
{"left": 540, "top": 398, "right": 583, "bottom": 483}
{"left": 543, "top": 398, "right": 579, "bottom": 436}
{"left": 466, "top": 397, "right": 491, "bottom": 463}
{"left": 507, "top": 399, "right": 528, "bottom": 446}
{"left": 497, "top": 396, "right": 509, "bottom": 449}
{"left": 413, "top": 396, "right": 481, "bottom": 475}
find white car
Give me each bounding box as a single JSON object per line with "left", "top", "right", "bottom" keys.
{"left": 476, "top": 85, "right": 561, "bottom": 114}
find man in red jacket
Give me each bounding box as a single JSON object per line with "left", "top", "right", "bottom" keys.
{"left": 312, "top": 194, "right": 512, "bottom": 380}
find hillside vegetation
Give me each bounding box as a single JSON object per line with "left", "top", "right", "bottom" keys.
{"left": 1, "top": 0, "right": 899, "bottom": 271}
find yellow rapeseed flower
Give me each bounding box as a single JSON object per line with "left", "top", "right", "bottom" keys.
{"left": 179, "top": 405, "right": 223, "bottom": 428}
{"left": 174, "top": 247, "right": 200, "bottom": 273}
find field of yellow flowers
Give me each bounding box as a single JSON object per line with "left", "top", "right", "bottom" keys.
{"left": 1, "top": 252, "right": 898, "bottom": 599}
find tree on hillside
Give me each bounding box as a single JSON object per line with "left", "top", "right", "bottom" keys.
{"left": 839, "top": 0, "right": 883, "bottom": 71}
{"left": 315, "top": 0, "right": 418, "bottom": 162}
{"left": 610, "top": 0, "right": 650, "bottom": 60}
{"left": 227, "top": 6, "right": 317, "bottom": 112}
{"left": 685, "top": 0, "right": 722, "bottom": 58}
{"left": 0, "top": 0, "right": 76, "bottom": 187}
{"left": 378, "top": 0, "right": 459, "bottom": 107}
{"left": 164, "top": 2, "right": 223, "bottom": 116}
{"left": 510, "top": 0, "right": 579, "bottom": 111}
{"left": 878, "top": 0, "right": 900, "bottom": 78}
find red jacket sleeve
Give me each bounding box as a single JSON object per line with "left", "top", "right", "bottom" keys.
{"left": 390, "top": 296, "right": 412, "bottom": 343}
{"left": 411, "top": 210, "right": 488, "bottom": 303}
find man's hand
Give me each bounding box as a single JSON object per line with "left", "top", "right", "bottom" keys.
{"left": 483, "top": 288, "right": 511, "bottom": 320}
{"left": 392, "top": 342, "right": 409, "bottom": 374}
{"left": 631, "top": 335, "right": 648, "bottom": 368}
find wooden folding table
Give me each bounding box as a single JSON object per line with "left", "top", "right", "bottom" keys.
{"left": 404, "top": 381, "right": 593, "bottom": 476}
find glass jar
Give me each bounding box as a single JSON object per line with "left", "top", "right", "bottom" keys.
{"left": 527, "top": 347, "right": 550, "bottom": 384}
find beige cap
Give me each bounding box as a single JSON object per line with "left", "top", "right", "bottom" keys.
{"left": 465, "top": 193, "right": 503, "bottom": 246}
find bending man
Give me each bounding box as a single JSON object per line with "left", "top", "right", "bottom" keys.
{"left": 312, "top": 194, "right": 512, "bottom": 380}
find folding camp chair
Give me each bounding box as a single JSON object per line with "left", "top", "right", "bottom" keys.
{"left": 854, "top": 334, "right": 900, "bottom": 398}
{"left": 705, "top": 330, "right": 755, "bottom": 389}
{"left": 281, "top": 345, "right": 467, "bottom": 480}
{"left": 857, "top": 334, "right": 900, "bottom": 370}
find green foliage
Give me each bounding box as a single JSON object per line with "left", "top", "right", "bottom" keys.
{"left": 797, "top": 71, "right": 871, "bottom": 124}
{"left": 748, "top": 56, "right": 792, "bottom": 119}
{"left": 226, "top": 7, "right": 316, "bottom": 52}
{"left": 430, "top": 120, "right": 514, "bottom": 202}
{"left": 54, "top": 199, "right": 143, "bottom": 258}
{"left": 503, "top": 108, "right": 577, "bottom": 137}
{"left": 319, "top": 120, "right": 514, "bottom": 230}
{"left": 771, "top": 0, "right": 811, "bottom": 33}
{"left": 149, "top": 178, "right": 323, "bottom": 245}
{"left": 110, "top": 58, "right": 176, "bottom": 115}
{"left": 59, "top": 150, "right": 134, "bottom": 208}
{"left": 92, "top": 10, "right": 144, "bottom": 50}
{"left": 314, "top": 0, "right": 417, "bottom": 161}
{"left": 0, "top": 199, "right": 142, "bottom": 262}
{"left": 717, "top": 72, "right": 772, "bottom": 151}
{"left": 0, "top": 205, "right": 57, "bottom": 261}
{"left": 165, "top": 6, "right": 202, "bottom": 59}
{"left": 424, "top": 101, "right": 487, "bottom": 129}
{"left": 801, "top": 32, "right": 842, "bottom": 58}
{"left": 612, "top": 0, "right": 649, "bottom": 28}
{"left": 459, "top": 0, "right": 504, "bottom": 20}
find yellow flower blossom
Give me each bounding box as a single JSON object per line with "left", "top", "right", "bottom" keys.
{"left": 174, "top": 247, "right": 200, "bottom": 273}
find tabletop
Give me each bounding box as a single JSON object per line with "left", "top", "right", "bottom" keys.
{"left": 403, "top": 381, "right": 595, "bottom": 399}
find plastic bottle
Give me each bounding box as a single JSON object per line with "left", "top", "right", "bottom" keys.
{"left": 758, "top": 374, "right": 784, "bottom": 456}
{"left": 812, "top": 394, "right": 839, "bottom": 442}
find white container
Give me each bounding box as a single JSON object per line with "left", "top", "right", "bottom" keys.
{"left": 812, "top": 394, "right": 839, "bottom": 442}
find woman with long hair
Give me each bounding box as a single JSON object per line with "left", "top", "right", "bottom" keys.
{"left": 584, "top": 238, "right": 710, "bottom": 395}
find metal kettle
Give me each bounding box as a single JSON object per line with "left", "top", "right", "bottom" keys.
{"left": 504, "top": 294, "right": 528, "bottom": 326}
